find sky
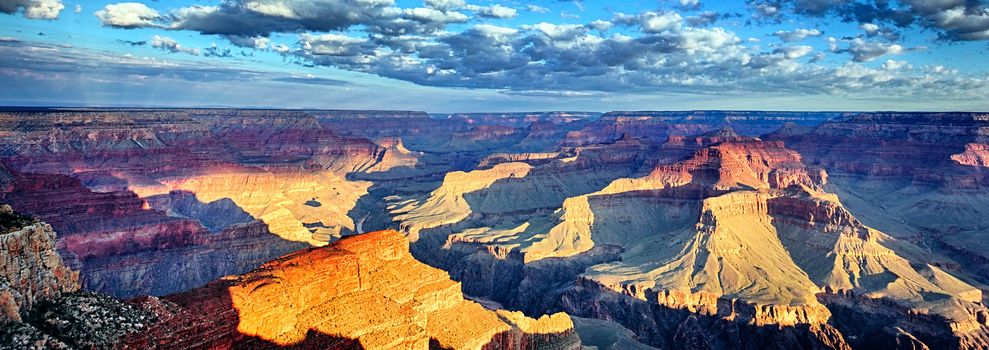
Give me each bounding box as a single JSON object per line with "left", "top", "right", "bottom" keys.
{"left": 1, "top": 0, "right": 988, "bottom": 112}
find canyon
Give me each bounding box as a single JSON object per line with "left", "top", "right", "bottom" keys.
{"left": 1, "top": 108, "right": 988, "bottom": 349}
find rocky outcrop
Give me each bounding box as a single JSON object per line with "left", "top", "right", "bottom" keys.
{"left": 0, "top": 205, "right": 78, "bottom": 324}
{"left": 120, "top": 230, "right": 581, "bottom": 350}
{"left": 392, "top": 162, "right": 534, "bottom": 237}
{"left": 561, "top": 278, "right": 850, "bottom": 350}
{"left": 765, "top": 112, "right": 989, "bottom": 188}
{"left": 397, "top": 132, "right": 989, "bottom": 350}
{"left": 0, "top": 109, "right": 400, "bottom": 297}
{"left": 5, "top": 108, "right": 989, "bottom": 350}
{"left": 0, "top": 167, "right": 307, "bottom": 298}
{"left": 952, "top": 143, "right": 989, "bottom": 167}
{"left": 764, "top": 112, "right": 989, "bottom": 313}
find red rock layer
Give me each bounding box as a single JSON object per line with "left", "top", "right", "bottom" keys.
{"left": 952, "top": 143, "right": 989, "bottom": 167}
{"left": 766, "top": 112, "right": 989, "bottom": 188}
{"left": 647, "top": 139, "right": 824, "bottom": 198}
{"left": 0, "top": 110, "right": 416, "bottom": 298}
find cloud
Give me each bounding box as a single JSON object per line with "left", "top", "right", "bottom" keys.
{"left": 882, "top": 59, "right": 909, "bottom": 70}
{"left": 778, "top": 45, "right": 814, "bottom": 59}
{"left": 680, "top": 0, "right": 701, "bottom": 9}
{"left": 465, "top": 4, "right": 517, "bottom": 19}
{"left": 402, "top": 7, "right": 469, "bottom": 24}
{"left": 424, "top": 0, "right": 464, "bottom": 11}
{"left": 526, "top": 4, "right": 550, "bottom": 13}
{"left": 97, "top": 0, "right": 475, "bottom": 48}
{"left": 166, "top": 0, "right": 395, "bottom": 37}
{"left": 772, "top": 28, "right": 822, "bottom": 42}
{"left": 687, "top": 11, "right": 722, "bottom": 27}
{"left": 281, "top": 6, "right": 989, "bottom": 102}
{"left": 151, "top": 35, "right": 199, "bottom": 55}
{"left": 587, "top": 20, "right": 612, "bottom": 31}
{"left": 748, "top": 0, "right": 989, "bottom": 41}
{"left": 829, "top": 37, "right": 921, "bottom": 62}
{"left": 203, "top": 44, "right": 233, "bottom": 58}
{"left": 499, "top": 89, "right": 604, "bottom": 97}
{"left": 860, "top": 23, "right": 879, "bottom": 35}
{"left": 614, "top": 11, "right": 684, "bottom": 33}
{"left": 225, "top": 35, "right": 270, "bottom": 49}
{"left": 0, "top": 39, "right": 284, "bottom": 83}
{"left": 116, "top": 39, "right": 147, "bottom": 46}
{"left": 270, "top": 75, "right": 350, "bottom": 85}
{"left": 95, "top": 2, "right": 161, "bottom": 28}
{"left": 0, "top": 0, "right": 64, "bottom": 19}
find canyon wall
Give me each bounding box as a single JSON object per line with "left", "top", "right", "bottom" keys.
{"left": 5, "top": 108, "right": 989, "bottom": 350}
{"left": 0, "top": 204, "right": 78, "bottom": 324}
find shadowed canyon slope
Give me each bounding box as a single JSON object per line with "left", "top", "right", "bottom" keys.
{"left": 0, "top": 211, "right": 581, "bottom": 349}
{"left": 2, "top": 108, "right": 988, "bottom": 349}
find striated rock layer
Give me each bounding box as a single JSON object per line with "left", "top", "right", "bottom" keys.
{"left": 0, "top": 109, "right": 405, "bottom": 297}
{"left": 0, "top": 205, "right": 79, "bottom": 324}
{"left": 398, "top": 133, "right": 989, "bottom": 350}
{"left": 121, "top": 230, "right": 582, "bottom": 350}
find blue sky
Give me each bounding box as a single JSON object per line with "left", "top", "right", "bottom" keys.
{"left": 1, "top": 0, "right": 988, "bottom": 112}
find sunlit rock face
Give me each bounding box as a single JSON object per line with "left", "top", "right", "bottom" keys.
{"left": 765, "top": 112, "right": 989, "bottom": 303}
{"left": 122, "top": 230, "right": 582, "bottom": 350}
{"left": 0, "top": 205, "right": 79, "bottom": 324}
{"left": 394, "top": 125, "right": 989, "bottom": 349}
{"left": 0, "top": 109, "right": 410, "bottom": 297}
{"left": 952, "top": 143, "right": 989, "bottom": 167}
{"left": 4, "top": 108, "right": 989, "bottom": 350}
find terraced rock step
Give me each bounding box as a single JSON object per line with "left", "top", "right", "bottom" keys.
{"left": 121, "top": 230, "right": 582, "bottom": 350}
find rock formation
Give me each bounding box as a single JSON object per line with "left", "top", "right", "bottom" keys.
{"left": 120, "top": 230, "right": 582, "bottom": 350}
{"left": 5, "top": 108, "right": 989, "bottom": 350}
{"left": 395, "top": 131, "right": 989, "bottom": 349}
{"left": 0, "top": 205, "right": 79, "bottom": 323}
{"left": 765, "top": 112, "right": 989, "bottom": 302}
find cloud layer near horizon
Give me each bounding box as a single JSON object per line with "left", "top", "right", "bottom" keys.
{"left": 1, "top": 0, "right": 989, "bottom": 109}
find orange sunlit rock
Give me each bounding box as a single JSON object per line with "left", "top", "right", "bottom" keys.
{"left": 124, "top": 230, "right": 581, "bottom": 350}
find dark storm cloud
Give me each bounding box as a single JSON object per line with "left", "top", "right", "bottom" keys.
{"left": 0, "top": 0, "right": 63, "bottom": 19}
{"left": 70, "top": 1, "right": 989, "bottom": 100}
{"left": 747, "top": 0, "right": 989, "bottom": 41}
{"left": 166, "top": 0, "right": 394, "bottom": 37}
{"left": 203, "top": 46, "right": 233, "bottom": 58}
{"left": 96, "top": 0, "right": 473, "bottom": 45}
{"left": 288, "top": 18, "right": 984, "bottom": 98}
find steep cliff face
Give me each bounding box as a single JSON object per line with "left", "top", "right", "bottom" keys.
{"left": 562, "top": 110, "right": 836, "bottom": 147}
{"left": 397, "top": 132, "right": 989, "bottom": 350}
{"left": 0, "top": 167, "right": 307, "bottom": 298}
{"left": 6, "top": 109, "right": 989, "bottom": 350}
{"left": 0, "top": 110, "right": 409, "bottom": 298}
{"left": 766, "top": 112, "right": 989, "bottom": 188}
{"left": 0, "top": 205, "right": 79, "bottom": 323}
{"left": 952, "top": 143, "right": 989, "bottom": 167}
{"left": 765, "top": 112, "right": 989, "bottom": 301}
{"left": 121, "top": 230, "right": 581, "bottom": 350}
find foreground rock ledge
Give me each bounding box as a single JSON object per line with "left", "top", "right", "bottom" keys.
{"left": 122, "top": 230, "right": 582, "bottom": 350}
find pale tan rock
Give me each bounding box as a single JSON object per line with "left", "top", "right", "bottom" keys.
{"left": 0, "top": 206, "right": 79, "bottom": 323}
